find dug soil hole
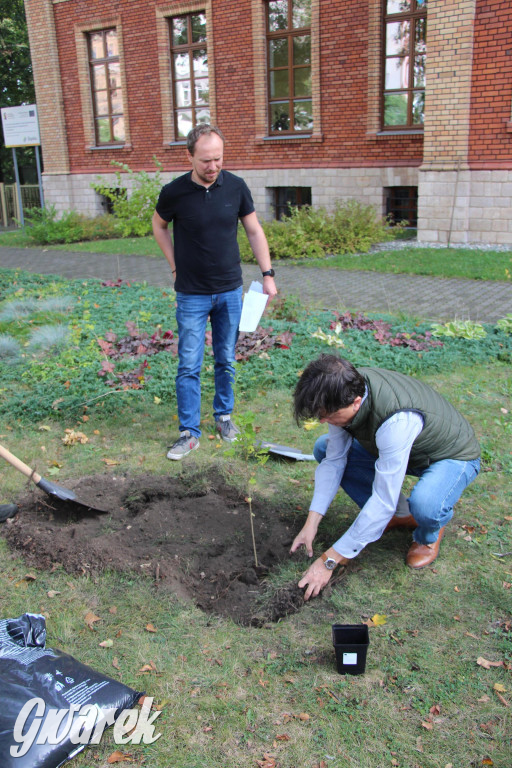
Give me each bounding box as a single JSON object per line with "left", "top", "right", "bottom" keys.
{"left": 3, "top": 469, "right": 305, "bottom": 625}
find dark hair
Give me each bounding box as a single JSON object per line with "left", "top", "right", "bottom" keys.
{"left": 186, "top": 124, "right": 225, "bottom": 155}
{"left": 293, "top": 355, "right": 366, "bottom": 423}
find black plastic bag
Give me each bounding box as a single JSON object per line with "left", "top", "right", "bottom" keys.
{"left": 0, "top": 613, "right": 144, "bottom": 768}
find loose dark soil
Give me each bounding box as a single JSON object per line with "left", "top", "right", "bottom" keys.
{"left": 3, "top": 469, "right": 307, "bottom": 626}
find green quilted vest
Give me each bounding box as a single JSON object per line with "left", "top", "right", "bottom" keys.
{"left": 344, "top": 368, "right": 480, "bottom": 468}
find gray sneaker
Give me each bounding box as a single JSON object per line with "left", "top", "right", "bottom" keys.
{"left": 215, "top": 415, "right": 240, "bottom": 442}
{"left": 167, "top": 431, "right": 200, "bottom": 460}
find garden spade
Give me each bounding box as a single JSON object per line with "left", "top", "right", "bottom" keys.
{"left": 0, "top": 443, "right": 108, "bottom": 514}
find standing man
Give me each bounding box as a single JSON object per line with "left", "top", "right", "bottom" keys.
{"left": 152, "top": 125, "right": 277, "bottom": 460}
{"left": 290, "top": 355, "right": 480, "bottom": 600}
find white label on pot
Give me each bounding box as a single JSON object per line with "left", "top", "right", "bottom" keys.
{"left": 343, "top": 652, "right": 358, "bottom": 665}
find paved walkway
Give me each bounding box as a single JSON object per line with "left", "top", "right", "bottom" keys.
{"left": 0, "top": 245, "right": 510, "bottom": 323}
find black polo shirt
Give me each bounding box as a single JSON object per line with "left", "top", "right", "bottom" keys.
{"left": 155, "top": 170, "right": 255, "bottom": 294}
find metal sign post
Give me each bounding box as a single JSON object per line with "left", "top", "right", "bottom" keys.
{"left": 1, "top": 104, "right": 43, "bottom": 226}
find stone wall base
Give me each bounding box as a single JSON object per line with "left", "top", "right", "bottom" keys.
{"left": 418, "top": 168, "right": 512, "bottom": 245}
{"left": 41, "top": 166, "right": 512, "bottom": 245}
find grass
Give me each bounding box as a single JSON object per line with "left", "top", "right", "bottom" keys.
{"left": 1, "top": 228, "right": 511, "bottom": 281}
{"left": 0, "top": 263, "right": 511, "bottom": 766}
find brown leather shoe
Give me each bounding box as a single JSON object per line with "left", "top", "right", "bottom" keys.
{"left": 384, "top": 513, "right": 418, "bottom": 532}
{"left": 406, "top": 527, "right": 446, "bottom": 569}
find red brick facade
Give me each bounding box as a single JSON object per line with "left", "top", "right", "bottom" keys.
{"left": 24, "top": 0, "right": 512, "bottom": 244}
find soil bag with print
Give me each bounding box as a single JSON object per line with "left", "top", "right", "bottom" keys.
{"left": 0, "top": 613, "right": 144, "bottom": 768}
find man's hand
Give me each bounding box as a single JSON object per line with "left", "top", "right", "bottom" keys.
{"left": 298, "top": 557, "right": 334, "bottom": 601}
{"left": 289, "top": 510, "right": 323, "bottom": 557}
{"left": 262, "top": 275, "right": 277, "bottom": 300}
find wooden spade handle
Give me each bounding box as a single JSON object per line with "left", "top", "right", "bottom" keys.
{"left": 0, "top": 443, "right": 42, "bottom": 485}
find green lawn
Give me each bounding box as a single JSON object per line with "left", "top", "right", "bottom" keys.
{"left": 1, "top": 228, "right": 511, "bottom": 281}
{"left": 0, "top": 267, "right": 511, "bottom": 767}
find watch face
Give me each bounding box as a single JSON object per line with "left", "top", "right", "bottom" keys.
{"left": 323, "top": 557, "right": 337, "bottom": 570}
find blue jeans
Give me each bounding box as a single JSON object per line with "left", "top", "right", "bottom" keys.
{"left": 313, "top": 434, "right": 480, "bottom": 545}
{"left": 175, "top": 288, "right": 243, "bottom": 437}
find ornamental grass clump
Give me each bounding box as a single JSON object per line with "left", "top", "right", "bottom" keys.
{"left": 0, "top": 334, "right": 21, "bottom": 362}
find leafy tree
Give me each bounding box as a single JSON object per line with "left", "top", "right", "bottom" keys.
{"left": 0, "top": 0, "right": 36, "bottom": 183}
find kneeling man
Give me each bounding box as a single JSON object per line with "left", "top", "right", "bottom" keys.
{"left": 291, "top": 355, "right": 480, "bottom": 601}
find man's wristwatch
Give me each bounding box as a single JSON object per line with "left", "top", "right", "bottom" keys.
{"left": 262, "top": 269, "right": 275, "bottom": 277}
{"left": 321, "top": 553, "right": 338, "bottom": 571}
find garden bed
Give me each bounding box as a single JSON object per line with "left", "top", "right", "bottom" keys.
{"left": 3, "top": 468, "right": 306, "bottom": 626}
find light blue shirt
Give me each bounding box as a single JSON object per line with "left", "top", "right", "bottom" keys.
{"left": 310, "top": 410, "right": 424, "bottom": 559}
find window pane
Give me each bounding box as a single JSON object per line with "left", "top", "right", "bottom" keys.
{"left": 177, "top": 110, "right": 193, "bottom": 138}
{"left": 415, "top": 17, "right": 426, "bottom": 54}
{"left": 384, "top": 92, "right": 408, "bottom": 125}
{"left": 196, "top": 108, "right": 210, "bottom": 124}
{"left": 292, "top": 0, "right": 311, "bottom": 28}
{"left": 174, "top": 52, "right": 190, "bottom": 79}
{"left": 385, "top": 57, "right": 409, "bottom": 89}
{"left": 294, "top": 67, "right": 311, "bottom": 96}
{"left": 270, "top": 70, "right": 289, "bottom": 98}
{"left": 112, "top": 116, "right": 125, "bottom": 142}
{"left": 271, "top": 101, "right": 290, "bottom": 131}
{"left": 111, "top": 89, "right": 123, "bottom": 114}
{"left": 193, "top": 49, "right": 208, "bottom": 77}
{"left": 105, "top": 29, "right": 118, "bottom": 57}
{"left": 195, "top": 78, "right": 209, "bottom": 105}
{"left": 386, "top": 21, "right": 410, "bottom": 56}
{"left": 412, "top": 91, "right": 425, "bottom": 124}
{"left": 92, "top": 63, "right": 107, "bottom": 90}
{"left": 175, "top": 80, "right": 192, "bottom": 107}
{"left": 108, "top": 62, "right": 121, "bottom": 89}
{"left": 97, "top": 118, "right": 111, "bottom": 143}
{"left": 293, "top": 35, "right": 310, "bottom": 65}
{"left": 387, "top": 0, "right": 411, "bottom": 12}
{"left": 89, "top": 33, "right": 104, "bottom": 59}
{"left": 191, "top": 13, "right": 207, "bottom": 43}
{"left": 414, "top": 54, "right": 425, "bottom": 87}
{"left": 268, "top": 1, "right": 288, "bottom": 31}
{"left": 94, "top": 91, "right": 108, "bottom": 116}
{"left": 294, "top": 99, "right": 312, "bottom": 130}
{"left": 269, "top": 37, "right": 288, "bottom": 67}
{"left": 172, "top": 17, "right": 188, "bottom": 46}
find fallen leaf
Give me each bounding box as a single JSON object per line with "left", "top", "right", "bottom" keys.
{"left": 477, "top": 695, "right": 490, "bottom": 703}
{"left": 429, "top": 704, "right": 441, "bottom": 716}
{"left": 109, "top": 606, "right": 117, "bottom": 614}
{"left": 62, "top": 429, "right": 88, "bottom": 445}
{"left": 107, "top": 751, "right": 133, "bottom": 763}
{"left": 84, "top": 611, "right": 101, "bottom": 630}
{"left": 102, "top": 458, "right": 120, "bottom": 466}
{"left": 24, "top": 573, "right": 37, "bottom": 581}
{"left": 421, "top": 720, "right": 433, "bottom": 730}
{"left": 39, "top": 425, "right": 52, "bottom": 432}
{"left": 477, "top": 657, "right": 504, "bottom": 669}
{"left": 298, "top": 712, "right": 310, "bottom": 721}
{"left": 112, "top": 657, "right": 120, "bottom": 670}
{"left": 481, "top": 759, "right": 493, "bottom": 766}
{"left": 454, "top": 585, "right": 460, "bottom": 592}
{"left": 99, "top": 639, "right": 114, "bottom": 648}
{"left": 275, "top": 734, "right": 290, "bottom": 741}
{"left": 47, "top": 590, "right": 60, "bottom": 598}
{"left": 494, "top": 690, "right": 509, "bottom": 707}
{"left": 371, "top": 613, "right": 387, "bottom": 626}
{"left": 145, "top": 623, "right": 157, "bottom": 633}
{"left": 494, "top": 683, "right": 507, "bottom": 693}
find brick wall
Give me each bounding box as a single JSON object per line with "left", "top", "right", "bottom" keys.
{"left": 469, "top": 0, "right": 512, "bottom": 165}
{"left": 44, "top": 0, "right": 423, "bottom": 174}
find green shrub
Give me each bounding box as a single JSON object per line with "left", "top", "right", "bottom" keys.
{"left": 238, "top": 199, "right": 398, "bottom": 262}
{"left": 431, "top": 320, "right": 487, "bottom": 340}
{"left": 91, "top": 159, "right": 164, "bottom": 237}
{"left": 23, "top": 205, "right": 121, "bottom": 245}
{"left": 496, "top": 314, "right": 512, "bottom": 334}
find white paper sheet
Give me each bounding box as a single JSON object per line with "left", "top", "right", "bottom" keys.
{"left": 239, "top": 281, "right": 269, "bottom": 332}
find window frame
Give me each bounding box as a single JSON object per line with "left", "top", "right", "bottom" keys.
{"left": 87, "top": 28, "right": 125, "bottom": 146}
{"left": 168, "top": 11, "right": 210, "bottom": 140}
{"left": 381, "top": 0, "right": 427, "bottom": 132}
{"left": 266, "top": 0, "right": 312, "bottom": 135}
